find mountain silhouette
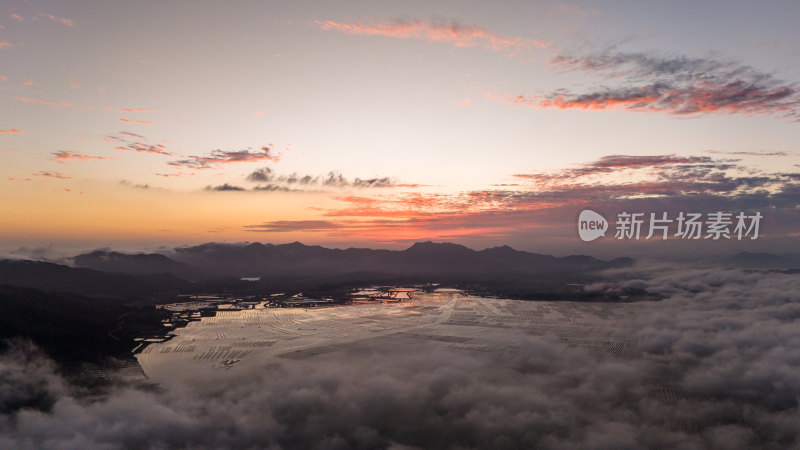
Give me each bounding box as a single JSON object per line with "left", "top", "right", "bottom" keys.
{"left": 164, "top": 241, "right": 633, "bottom": 278}
{"left": 74, "top": 250, "right": 209, "bottom": 281}
{"left": 0, "top": 259, "right": 187, "bottom": 298}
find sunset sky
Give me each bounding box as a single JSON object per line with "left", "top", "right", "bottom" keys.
{"left": 2, "top": 0, "right": 799, "bottom": 256}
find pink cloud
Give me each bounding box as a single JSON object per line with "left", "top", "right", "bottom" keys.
{"left": 16, "top": 96, "right": 58, "bottom": 106}
{"left": 52, "top": 151, "right": 116, "bottom": 164}
{"left": 0, "top": 129, "right": 22, "bottom": 134}
{"left": 120, "top": 118, "right": 153, "bottom": 125}
{"left": 122, "top": 108, "right": 164, "bottom": 113}
{"left": 10, "top": 13, "right": 25, "bottom": 22}
{"left": 515, "top": 51, "right": 800, "bottom": 120}
{"left": 0, "top": 41, "right": 12, "bottom": 50}
{"left": 274, "top": 152, "right": 800, "bottom": 243}
{"left": 38, "top": 13, "right": 75, "bottom": 27}
{"left": 314, "top": 18, "right": 548, "bottom": 56}
{"left": 115, "top": 143, "right": 171, "bottom": 156}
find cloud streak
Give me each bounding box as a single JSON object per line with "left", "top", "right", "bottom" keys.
{"left": 107, "top": 131, "right": 172, "bottom": 156}
{"left": 314, "top": 18, "right": 548, "bottom": 56}
{"left": 31, "top": 171, "right": 71, "bottom": 179}
{"left": 267, "top": 153, "right": 800, "bottom": 244}
{"left": 246, "top": 167, "right": 411, "bottom": 190}
{"left": 37, "top": 13, "right": 75, "bottom": 27}
{"left": 119, "top": 118, "right": 152, "bottom": 125}
{"left": 15, "top": 96, "right": 58, "bottom": 107}
{"left": 500, "top": 50, "right": 800, "bottom": 119}
{"left": 52, "top": 151, "right": 116, "bottom": 164}
{"left": 121, "top": 108, "right": 163, "bottom": 113}
{"left": 168, "top": 146, "right": 279, "bottom": 169}
{"left": 244, "top": 220, "right": 341, "bottom": 232}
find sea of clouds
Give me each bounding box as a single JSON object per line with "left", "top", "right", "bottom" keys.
{"left": 2, "top": 262, "right": 798, "bottom": 449}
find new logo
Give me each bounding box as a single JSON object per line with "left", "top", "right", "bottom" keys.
{"left": 578, "top": 210, "right": 608, "bottom": 242}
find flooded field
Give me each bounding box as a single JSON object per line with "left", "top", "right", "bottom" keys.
{"left": 138, "top": 291, "right": 637, "bottom": 382}
{"left": 7, "top": 265, "right": 797, "bottom": 448}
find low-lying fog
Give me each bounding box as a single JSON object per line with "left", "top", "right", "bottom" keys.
{"left": 2, "top": 262, "right": 798, "bottom": 449}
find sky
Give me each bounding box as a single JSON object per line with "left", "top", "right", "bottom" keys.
{"left": 2, "top": 0, "right": 800, "bottom": 256}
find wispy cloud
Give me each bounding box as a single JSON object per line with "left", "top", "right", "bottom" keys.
{"left": 10, "top": 13, "right": 24, "bottom": 22}
{"left": 32, "top": 171, "right": 71, "bottom": 179}
{"left": 119, "top": 179, "right": 149, "bottom": 189}
{"left": 246, "top": 167, "right": 413, "bottom": 190}
{"left": 0, "top": 128, "right": 22, "bottom": 134}
{"left": 314, "top": 18, "right": 548, "bottom": 56}
{"left": 52, "top": 151, "right": 116, "bottom": 164}
{"left": 499, "top": 50, "right": 800, "bottom": 119}
{"left": 15, "top": 96, "right": 58, "bottom": 107}
{"left": 107, "top": 131, "right": 172, "bottom": 156}
{"left": 512, "top": 154, "right": 726, "bottom": 188}
{"left": 271, "top": 154, "right": 800, "bottom": 243}
{"left": 169, "top": 146, "right": 279, "bottom": 169}
{"left": 706, "top": 149, "right": 790, "bottom": 157}
{"left": 244, "top": 220, "right": 341, "bottom": 232}
{"left": 0, "top": 41, "right": 12, "bottom": 50}
{"left": 121, "top": 108, "right": 163, "bottom": 113}
{"left": 15, "top": 97, "right": 158, "bottom": 115}
{"left": 155, "top": 172, "right": 195, "bottom": 178}
{"left": 115, "top": 144, "right": 171, "bottom": 156}
{"left": 511, "top": 153, "right": 781, "bottom": 196}
{"left": 37, "top": 13, "right": 75, "bottom": 27}
{"left": 14, "top": 96, "right": 93, "bottom": 109}
{"left": 118, "top": 131, "right": 144, "bottom": 139}
{"left": 119, "top": 118, "right": 152, "bottom": 125}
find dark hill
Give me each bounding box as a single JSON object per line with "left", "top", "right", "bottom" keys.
{"left": 0, "top": 284, "right": 169, "bottom": 365}
{"left": 74, "top": 250, "right": 209, "bottom": 281}
{"left": 0, "top": 259, "right": 187, "bottom": 298}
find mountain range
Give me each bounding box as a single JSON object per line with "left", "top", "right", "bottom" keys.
{"left": 74, "top": 241, "right": 634, "bottom": 280}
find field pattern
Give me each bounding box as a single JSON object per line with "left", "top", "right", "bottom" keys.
{"left": 139, "top": 292, "right": 637, "bottom": 377}
{"left": 135, "top": 291, "right": 738, "bottom": 430}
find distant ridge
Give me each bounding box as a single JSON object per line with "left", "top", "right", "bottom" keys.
{"left": 74, "top": 250, "right": 209, "bottom": 281}
{"left": 0, "top": 259, "right": 187, "bottom": 297}
{"left": 161, "top": 241, "right": 633, "bottom": 278}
